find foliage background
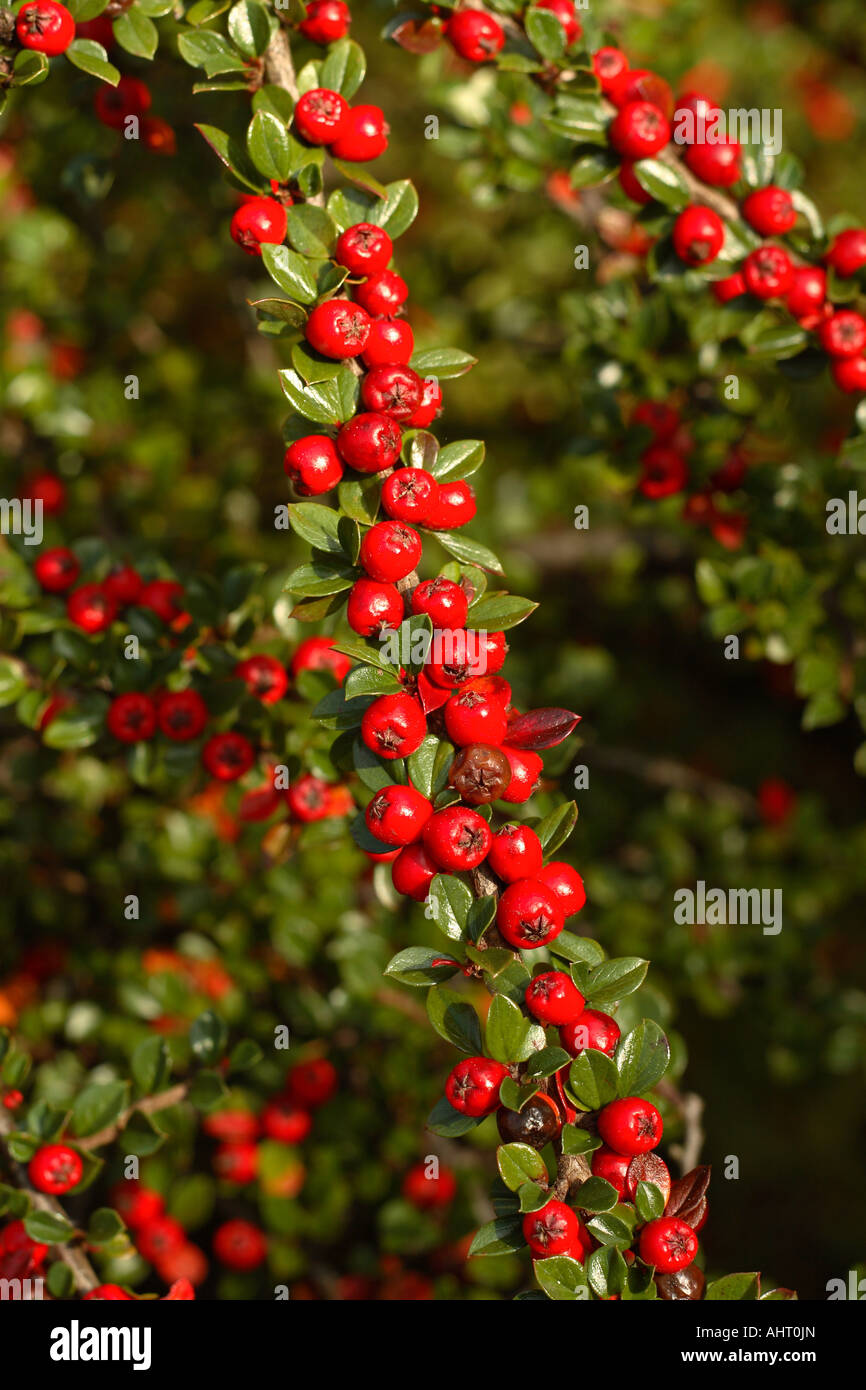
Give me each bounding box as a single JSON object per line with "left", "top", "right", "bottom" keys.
{"left": 1, "top": 0, "right": 865, "bottom": 1298}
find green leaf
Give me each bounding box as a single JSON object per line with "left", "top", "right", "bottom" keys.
{"left": 189, "top": 1009, "right": 228, "bottom": 1064}
{"left": 320, "top": 37, "right": 366, "bottom": 97}
{"left": 187, "top": 1069, "right": 227, "bottom": 1111}
{"left": 71, "top": 1081, "right": 129, "bottom": 1138}
{"left": 228, "top": 1039, "right": 263, "bottom": 1072}
{"left": 535, "top": 801, "right": 578, "bottom": 857}
{"left": 485, "top": 994, "right": 533, "bottom": 1065}
{"left": 615, "top": 1020, "right": 670, "bottom": 1094}
{"left": 635, "top": 1180, "right": 666, "bottom": 1223}
{"left": 370, "top": 180, "right": 419, "bottom": 237}
{"left": 286, "top": 204, "right": 338, "bottom": 257}
{"left": 25, "top": 1211, "right": 74, "bottom": 1245}
{"left": 583, "top": 956, "right": 649, "bottom": 1010}
{"left": 426, "top": 873, "right": 473, "bottom": 941}
{"left": 523, "top": 1046, "right": 571, "bottom": 1080}
{"left": 430, "top": 529, "right": 504, "bottom": 576}
{"left": 65, "top": 38, "right": 120, "bottom": 85}
{"left": 87, "top": 1207, "right": 125, "bottom": 1246}
{"left": 632, "top": 158, "right": 690, "bottom": 210}
{"left": 131, "top": 1037, "right": 170, "bottom": 1096}
{"left": 467, "top": 593, "right": 538, "bottom": 632}
{"left": 284, "top": 561, "right": 355, "bottom": 597}
{"left": 568, "top": 1049, "right": 618, "bottom": 1110}
{"left": 533, "top": 1254, "right": 589, "bottom": 1300}
{"left": 385, "top": 947, "right": 460, "bottom": 986}
{"left": 194, "top": 124, "right": 262, "bottom": 191}
{"left": 427, "top": 1095, "right": 481, "bottom": 1137}
{"left": 525, "top": 6, "right": 566, "bottom": 61}
{"left": 587, "top": 1245, "right": 628, "bottom": 1297}
{"left": 410, "top": 347, "right": 477, "bottom": 380}
{"left": 574, "top": 1176, "right": 619, "bottom": 1213}
{"left": 12, "top": 50, "right": 49, "bottom": 86}
{"left": 569, "top": 148, "right": 619, "bottom": 189}
{"left": 177, "top": 28, "right": 245, "bottom": 77}
{"left": 705, "top": 1272, "right": 761, "bottom": 1300}
{"left": 344, "top": 665, "right": 400, "bottom": 698}
{"left": 247, "top": 110, "right": 291, "bottom": 182}
{"left": 561, "top": 1124, "right": 601, "bottom": 1156}
{"left": 426, "top": 986, "right": 483, "bottom": 1053}
{"left": 0, "top": 656, "right": 28, "bottom": 708}
{"left": 286, "top": 502, "right": 343, "bottom": 553}
{"left": 467, "top": 1216, "right": 524, "bottom": 1257}
{"left": 406, "top": 734, "right": 441, "bottom": 799}
{"left": 228, "top": 0, "right": 277, "bottom": 56}
{"left": 280, "top": 369, "right": 343, "bottom": 425}
{"left": 497, "top": 1143, "right": 548, "bottom": 1191}
{"left": 429, "top": 439, "right": 485, "bottom": 481}
{"left": 549, "top": 931, "right": 604, "bottom": 968}
{"left": 113, "top": 9, "right": 159, "bottom": 59}
{"left": 587, "top": 1209, "right": 635, "bottom": 1247}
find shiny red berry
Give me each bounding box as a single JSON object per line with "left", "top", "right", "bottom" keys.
{"left": 330, "top": 105, "right": 389, "bottom": 162}
{"left": 157, "top": 689, "right": 208, "bottom": 741}
{"left": 426, "top": 479, "right": 476, "bottom": 529}
{"left": 28, "top": 1143, "right": 82, "bottom": 1195}
{"left": 500, "top": 745, "right": 543, "bottom": 803}
{"left": 591, "top": 1146, "right": 631, "bottom": 1196}
{"left": 496, "top": 878, "right": 564, "bottom": 949}
{"left": 362, "top": 318, "right": 414, "bottom": 367}
{"left": 487, "top": 823, "right": 543, "bottom": 882}
{"left": 294, "top": 87, "right": 348, "bottom": 144}
{"left": 103, "top": 565, "right": 142, "bottom": 607}
{"left": 234, "top": 654, "right": 288, "bottom": 705}
{"left": 786, "top": 266, "right": 827, "bottom": 319}
{"left": 381, "top": 467, "right": 437, "bottom": 523}
{"left": 402, "top": 1161, "right": 457, "bottom": 1208}
{"left": 67, "top": 584, "right": 117, "bottom": 633}
{"left": 360, "top": 692, "right": 426, "bottom": 759}
{"left": 712, "top": 271, "right": 746, "bottom": 303}
{"left": 445, "top": 1056, "right": 508, "bottom": 1116}
{"left": 743, "top": 245, "right": 793, "bottom": 299}
{"left": 346, "top": 578, "right": 404, "bottom": 635}
{"left": 684, "top": 137, "right": 741, "bottom": 187}
{"left": 422, "top": 806, "right": 492, "bottom": 871}
{"left": 609, "top": 101, "right": 670, "bottom": 159}
{"left": 298, "top": 0, "right": 350, "bottom": 45}
{"left": 597, "top": 1096, "right": 663, "bottom": 1155}
{"left": 230, "top": 197, "right": 287, "bottom": 256}
{"left": 832, "top": 356, "right": 866, "bottom": 393}
{"left": 213, "top": 1219, "right": 266, "bottom": 1271}
{"left": 139, "top": 579, "right": 184, "bottom": 623}
{"left": 360, "top": 520, "right": 422, "bottom": 581}
{"left": 286, "top": 1057, "right": 336, "bottom": 1106}
{"left": 672, "top": 205, "right": 724, "bottom": 266}
{"left": 411, "top": 577, "right": 468, "bottom": 628}
{"left": 825, "top": 228, "right": 866, "bottom": 278}
{"left": 391, "top": 841, "right": 439, "bottom": 899}
{"left": 34, "top": 546, "right": 79, "bottom": 593}
{"left": 285, "top": 772, "right": 331, "bottom": 822}
{"left": 365, "top": 783, "right": 433, "bottom": 845}
{"left": 592, "top": 46, "right": 628, "bottom": 94}
{"left": 819, "top": 309, "right": 866, "bottom": 359}
{"left": 306, "top": 298, "right": 370, "bottom": 357}
{"left": 262, "top": 1100, "right": 312, "bottom": 1144}
{"left": 16, "top": 1, "right": 75, "bottom": 56}
{"left": 446, "top": 8, "right": 505, "bottom": 62}
{"left": 361, "top": 364, "right": 423, "bottom": 420}
{"left": 214, "top": 1141, "right": 258, "bottom": 1184}
{"left": 619, "top": 160, "right": 652, "bottom": 205}
{"left": 284, "top": 434, "right": 343, "bottom": 494}
{"left": 522, "top": 1200, "right": 586, "bottom": 1258}
{"left": 537, "top": 860, "right": 586, "bottom": 918}
{"left": 405, "top": 376, "right": 443, "bottom": 427}
{"left": 107, "top": 692, "right": 158, "bottom": 743}
{"left": 336, "top": 411, "right": 401, "bottom": 472}
{"left": 525, "top": 970, "right": 584, "bottom": 1025}
{"left": 290, "top": 635, "right": 351, "bottom": 684}
{"left": 560, "top": 1008, "right": 621, "bottom": 1057}
{"left": 536, "top": 0, "right": 581, "bottom": 45}
{"left": 336, "top": 222, "right": 393, "bottom": 274}
{"left": 355, "top": 269, "right": 408, "bottom": 316}
{"left": 639, "top": 1217, "right": 698, "bottom": 1273}
{"left": 202, "top": 731, "right": 255, "bottom": 781}
{"left": 741, "top": 186, "right": 796, "bottom": 236}
{"left": 444, "top": 687, "right": 508, "bottom": 746}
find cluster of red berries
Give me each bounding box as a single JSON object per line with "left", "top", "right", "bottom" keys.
{"left": 34, "top": 551, "right": 189, "bottom": 636}
{"left": 631, "top": 399, "right": 748, "bottom": 548}
{"left": 105, "top": 1178, "right": 207, "bottom": 1290}
{"left": 443, "top": 2, "right": 582, "bottom": 65}
{"left": 91, "top": 72, "right": 176, "bottom": 156}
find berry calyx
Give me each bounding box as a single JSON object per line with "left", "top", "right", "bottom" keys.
{"left": 329, "top": 105, "right": 389, "bottom": 162}
{"left": 230, "top": 197, "right": 287, "bottom": 257}
{"left": 336, "top": 411, "right": 401, "bottom": 472}
{"left": 445, "top": 9, "right": 505, "bottom": 63}
{"left": 360, "top": 691, "right": 426, "bottom": 759}
{"left": 672, "top": 205, "right": 725, "bottom": 266}
{"left": 448, "top": 742, "right": 512, "bottom": 804}
{"left": 28, "top": 1144, "right": 82, "bottom": 1195}
{"left": 16, "top": 1, "right": 75, "bottom": 56}
{"left": 306, "top": 298, "right": 371, "bottom": 358}
{"left": 422, "top": 805, "right": 492, "bottom": 871}
{"left": 487, "top": 823, "right": 544, "bottom": 882}
{"left": 560, "top": 1008, "right": 621, "bottom": 1057}
{"left": 284, "top": 434, "right": 343, "bottom": 495}
{"left": 445, "top": 1056, "right": 508, "bottom": 1116}
{"left": 496, "top": 1093, "right": 562, "bottom": 1148}
{"left": 597, "top": 1096, "right": 663, "bottom": 1155}
{"left": 496, "top": 878, "right": 565, "bottom": 948}
{"left": 335, "top": 222, "right": 393, "bottom": 274}
{"left": 365, "top": 783, "right": 433, "bottom": 845}
{"left": 525, "top": 970, "right": 584, "bottom": 1025}
{"left": 359, "top": 520, "right": 422, "bottom": 582}
{"left": 381, "top": 467, "right": 437, "bottom": 523}
{"left": 741, "top": 186, "right": 797, "bottom": 236}
{"left": 639, "top": 1217, "right": 699, "bottom": 1274}
{"left": 522, "top": 1200, "right": 585, "bottom": 1258}
{"left": 294, "top": 88, "right": 348, "bottom": 145}
{"left": 346, "top": 577, "right": 404, "bottom": 635}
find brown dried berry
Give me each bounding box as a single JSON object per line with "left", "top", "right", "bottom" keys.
{"left": 448, "top": 743, "right": 511, "bottom": 805}
{"left": 656, "top": 1264, "right": 706, "bottom": 1300}
{"left": 496, "top": 1094, "right": 561, "bottom": 1150}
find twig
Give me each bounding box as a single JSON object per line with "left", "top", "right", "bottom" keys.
{"left": 656, "top": 1079, "right": 705, "bottom": 1175}
{"left": 76, "top": 1082, "right": 190, "bottom": 1151}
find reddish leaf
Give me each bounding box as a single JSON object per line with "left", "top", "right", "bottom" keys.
{"left": 416, "top": 669, "right": 451, "bottom": 715}
{"left": 665, "top": 1163, "right": 712, "bottom": 1222}
{"left": 390, "top": 18, "right": 442, "bottom": 54}
{"left": 656, "top": 1265, "right": 705, "bottom": 1300}
{"left": 503, "top": 707, "right": 581, "bottom": 750}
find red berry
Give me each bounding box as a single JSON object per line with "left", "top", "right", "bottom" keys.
{"left": 405, "top": 376, "right": 443, "bottom": 427}
{"left": 360, "top": 692, "right": 426, "bottom": 759}
{"left": 592, "top": 47, "right": 628, "bottom": 95}
{"left": 365, "top": 783, "right": 432, "bottom": 845}
{"left": 230, "top": 197, "right": 287, "bottom": 257}
{"left": 67, "top": 584, "right": 117, "bottom": 634}
{"left": 360, "top": 520, "right": 422, "bottom": 582}
{"left": 672, "top": 205, "right": 724, "bottom": 266}
{"left": 298, "top": 0, "right": 350, "bottom": 45}
{"left": 402, "top": 1161, "right": 457, "bottom": 1208}
{"left": 500, "top": 746, "right": 543, "bottom": 803}
{"left": 335, "top": 222, "right": 393, "bottom": 274}
{"left": 463, "top": 673, "right": 511, "bottom": 707}
{"left": 286, "top": 1057, "right": 337, "bottom": 1107}
{"left": 446, "top": 9, "right": 505, "bottom": 62}
{"left": 424, "top": 627, "right": 485, "bottom": 687}
{"left": 361, "top": 364, "right": 423, "bottom": 420}
{"left": 103, "top": 565, "right": 142, "bottom": 607}
{"left": 684, "top": 138, "right": 741, "bottom": 187}
{"left": 22, "top": 471, "right": 65, "bottom": 515}
{"left": 290, "top": 636, "right": 351, "bottom": 684}
{"left": 294, "top": 88, "right": 348, "bottom": 145}
{"left": 234, "top": 654, "right": 288, "bottom": 704}
{"left": 619, "top": 160, "right": 652, "bottom": 205}
{"left": 639, "top": 1217, "right": 698, "bottom": 1274}
{"left": 110, "top": 1180, "right": 164, "bottom": 1229}
{"left": 107, "top": 692, "right": 158, "bottom": 743}
{"left": 445, "top": 1056, "right": 508, "bottom": 1116}
{"left": 355, "top": 269, "right": 409, "bottom": 316}
{"left": 632, "top": 400, "right": 679, "bottom": 440}
{"left": 139, "top": 579, "right": 184, "bottom": 623}
{"left": 213, "top": 1219, "right": 266, "bottom": 1271}
{"left": 202, "top": 731, "right": 255, "bottom": 781}
{"left": 560, "top": 1008, "right": 621, "bottom": 1057}
{"left": 391, "top": 842, "right": 438, "bottom": 899}
{"left": 673, "top": 89, "right": 720, "bottom": 136}
{"left": 819, "top": 309, "right": 866, "bottom": 359}
{"left": 381, "top": 467, "right": 437, "bottom": 523}
{"left": 329, "top": 105, "right": 389, "bottom": 162}
{"left": 411, "top": 577, "right": 468, "bottom": 628}
{"left": 83, "top": 1284, "right": 133, "bottom": 1300}
{"left": 262, "top": 1100, "right": 312, "bottom": 1144}
{"left": 16, "top": 2, "right": 75, "bottom": 56}
{"left": 522, "top": 1200, "right": 586, "bottom": 1258}
{"left": 786, "top": 266, "right": 827, "bottom": 319}
{"left": 597, "top": 1096, "right": 663, "bottom": 1155}
{"left": 336, "top": 412, "right": 401, "bottom": 472}
{"left": 214, "top": 1141, "right": 258, "bottom": 1184}
{"left": 477, "top": 630, "right": 508, "bottom": 674}
{"left": 426, "top": 479, "right": 476, "bottom": 529}
{"left": 28, "top": 1144, "right": 82, "bottom": 1195}
{"left": 608, "top": 68, "right": 673, "bottom": 118}
{"left": 362, "top": 318, "right": 414, "bottom": 367}
{"left": 141, "top": 116, "right": 176, "bottom": 155}
{"left": 591, "top": 1146, "right": 631, "bottom": 1196}
{"left": 497, "top": 878, "right": 564, "bottom": 949}
{"left": 137, "top": 1215, "right": 185, "bottom": 1263}
{"left": 75, "top": 15, "right": 114, "bottom": 46}
{"left": 422, "top": 806, "right": 492, "bottom": 871}
{"left": 444, "top": 687, "right": 508, "bottom": 746}
{"left": 832, "top": 356, "right": 866, "bottom": 393}
{"left": 34, "top": 546, "right": 79, "bottom": 593}
{"left": 537, "top": 860, "right": 586, "bottom": 918}
{"left": 712, "top": 271, "right": 746, "bottom": 303}
{"left": 536, "top": 0, "right": 581, "bottom": 45}
{"left": 638, "top": 444, "right": 689, "bottom": 498}
{"left": 825, "top": 227, "right": 866, "bottom": 278}
{"left": 609, "top": 101, "right": 670, "bottom": 160}
{"left": 284, "top": 434, "right": 343, "bottom": 495}
{"left": 285, "top": 772, "right": 331, "bottom": 822}
{"left": 346, "top": 578, "right": 404, "bottom": 635}
{"left": 157, "top": 689, "right": 208, "bottom": 741}
{"left": 741, "top": 186, "right": 796, "bottom": 236}
{"left": 525, "top": 970, "right": 584, "bottom": 1025}
{"left": 487, "top": 823, "right": 543, "bottom": 882}
{"left": 306, "top": 298, "right": 371, "bottom": 358}
{"left": 2, "top": 1089, "right": 23, "bottom": 1110}
{"left": 743, "top": 245, "right": 794, "bottom": 299}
